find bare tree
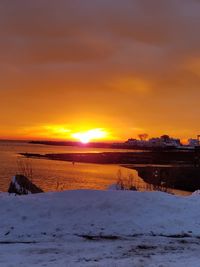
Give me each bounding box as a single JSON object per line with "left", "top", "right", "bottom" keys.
{"left": 16, "top": 158, "right": 33, "bottom": 182}
{"left": 138, "top": 133, "right": 149, "bottom": 141}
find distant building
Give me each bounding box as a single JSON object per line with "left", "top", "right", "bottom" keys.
{"left": 188, "top": 139, "right": 199, "bottom": 147}
{"left": 125, "top": 136, "right": 181, "bottom": 148}
{"left": 125, "top": 138, "right": 148, "bottom": 147}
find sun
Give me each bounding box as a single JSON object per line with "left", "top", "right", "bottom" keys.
{"left": 72, "top": 129, "right": 107, "bottom": 143}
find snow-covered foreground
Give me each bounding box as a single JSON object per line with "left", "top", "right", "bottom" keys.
{"left": 1, "top": 190, "right": 200, "bottom": 266}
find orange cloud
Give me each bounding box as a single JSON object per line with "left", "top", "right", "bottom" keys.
{"left": 1, "top": 0, "right": 200, "bottom": 140}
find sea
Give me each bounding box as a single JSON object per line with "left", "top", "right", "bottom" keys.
{"left": 0, "top": 140, "right": 190, "bottom": 195}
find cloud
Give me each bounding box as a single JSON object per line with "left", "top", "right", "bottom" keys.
{"left": 1, "top": 0, "right": 200, "bottom": 138}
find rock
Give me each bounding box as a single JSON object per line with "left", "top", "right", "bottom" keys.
{"left": 8, "top": 175, "right": 43, "bottom": 195}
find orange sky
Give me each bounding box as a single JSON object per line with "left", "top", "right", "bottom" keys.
{"left": 1, "top": 0, "right": 200, "bottom": 141}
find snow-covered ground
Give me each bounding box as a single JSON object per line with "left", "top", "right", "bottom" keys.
{"left": 1, "top": 190, "right": 200, "bottom": 266}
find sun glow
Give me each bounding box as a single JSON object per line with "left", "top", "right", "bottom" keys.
{"left": 72, "top": 128, "right": 107, "bottom": 143}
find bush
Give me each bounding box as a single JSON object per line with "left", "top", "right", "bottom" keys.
{"left": 115, "top": 170, "right": 137, "bottom": 191}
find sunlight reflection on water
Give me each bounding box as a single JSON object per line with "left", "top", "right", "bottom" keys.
{"left": 0, "top": 141, "right": 190, "bottom": 196}
{"left": 0, "top": 141, "right": 143, "bottom": 192}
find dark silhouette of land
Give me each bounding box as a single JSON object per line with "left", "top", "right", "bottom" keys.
{"left": 135, "top": 165, "right": 200, "bottom": 192}
{"left": 20, "top": 149, "right": 196, "bottom": 165}
{"left": 29, "top": 140, "right": 188, "bottom": 150}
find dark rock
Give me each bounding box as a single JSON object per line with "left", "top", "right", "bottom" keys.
{"left": 8, "top": 175, "right": 43, "bottom": 195}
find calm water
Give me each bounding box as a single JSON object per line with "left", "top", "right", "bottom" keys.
{"left": 0, "top": 141, "right": 143, "bottom": 191}
{"left": 0, "top": 140, "right": 190, "bottom": 195}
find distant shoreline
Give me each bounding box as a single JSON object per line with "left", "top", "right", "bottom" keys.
{"left": 29, "top": 140, "right": 194, "bottom": 151}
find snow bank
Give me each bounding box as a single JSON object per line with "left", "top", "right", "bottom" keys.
{"left": 2, "top": 190, "right": 200, "bottom": 266}
{"left": 192, "top": 189, "right": 200, "bottom": 195}
{"left": 0, "top": 189, "right": 200, "bottom": 242}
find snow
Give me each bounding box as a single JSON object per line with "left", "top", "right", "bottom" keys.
{"left": 1, "top": 190, "right": 200, "bottom": 266}
{"left": 192, "top": 189, "right": 200, "bottom": 195}
{"left": 11, "top": 176, "right": 21, "bottom": 191}
{"left": 11, "top": 175, "right": 31, "bottom": 194}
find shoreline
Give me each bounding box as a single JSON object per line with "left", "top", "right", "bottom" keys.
{"left": 19, "top": 151, "right": 200, "bottom": 192}
{"left": 20, "top": 150, "right": 196, "bottom": 165}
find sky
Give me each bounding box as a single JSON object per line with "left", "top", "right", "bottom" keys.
{"left": 1, "top": 0, "right": 200, "bottom": 141}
